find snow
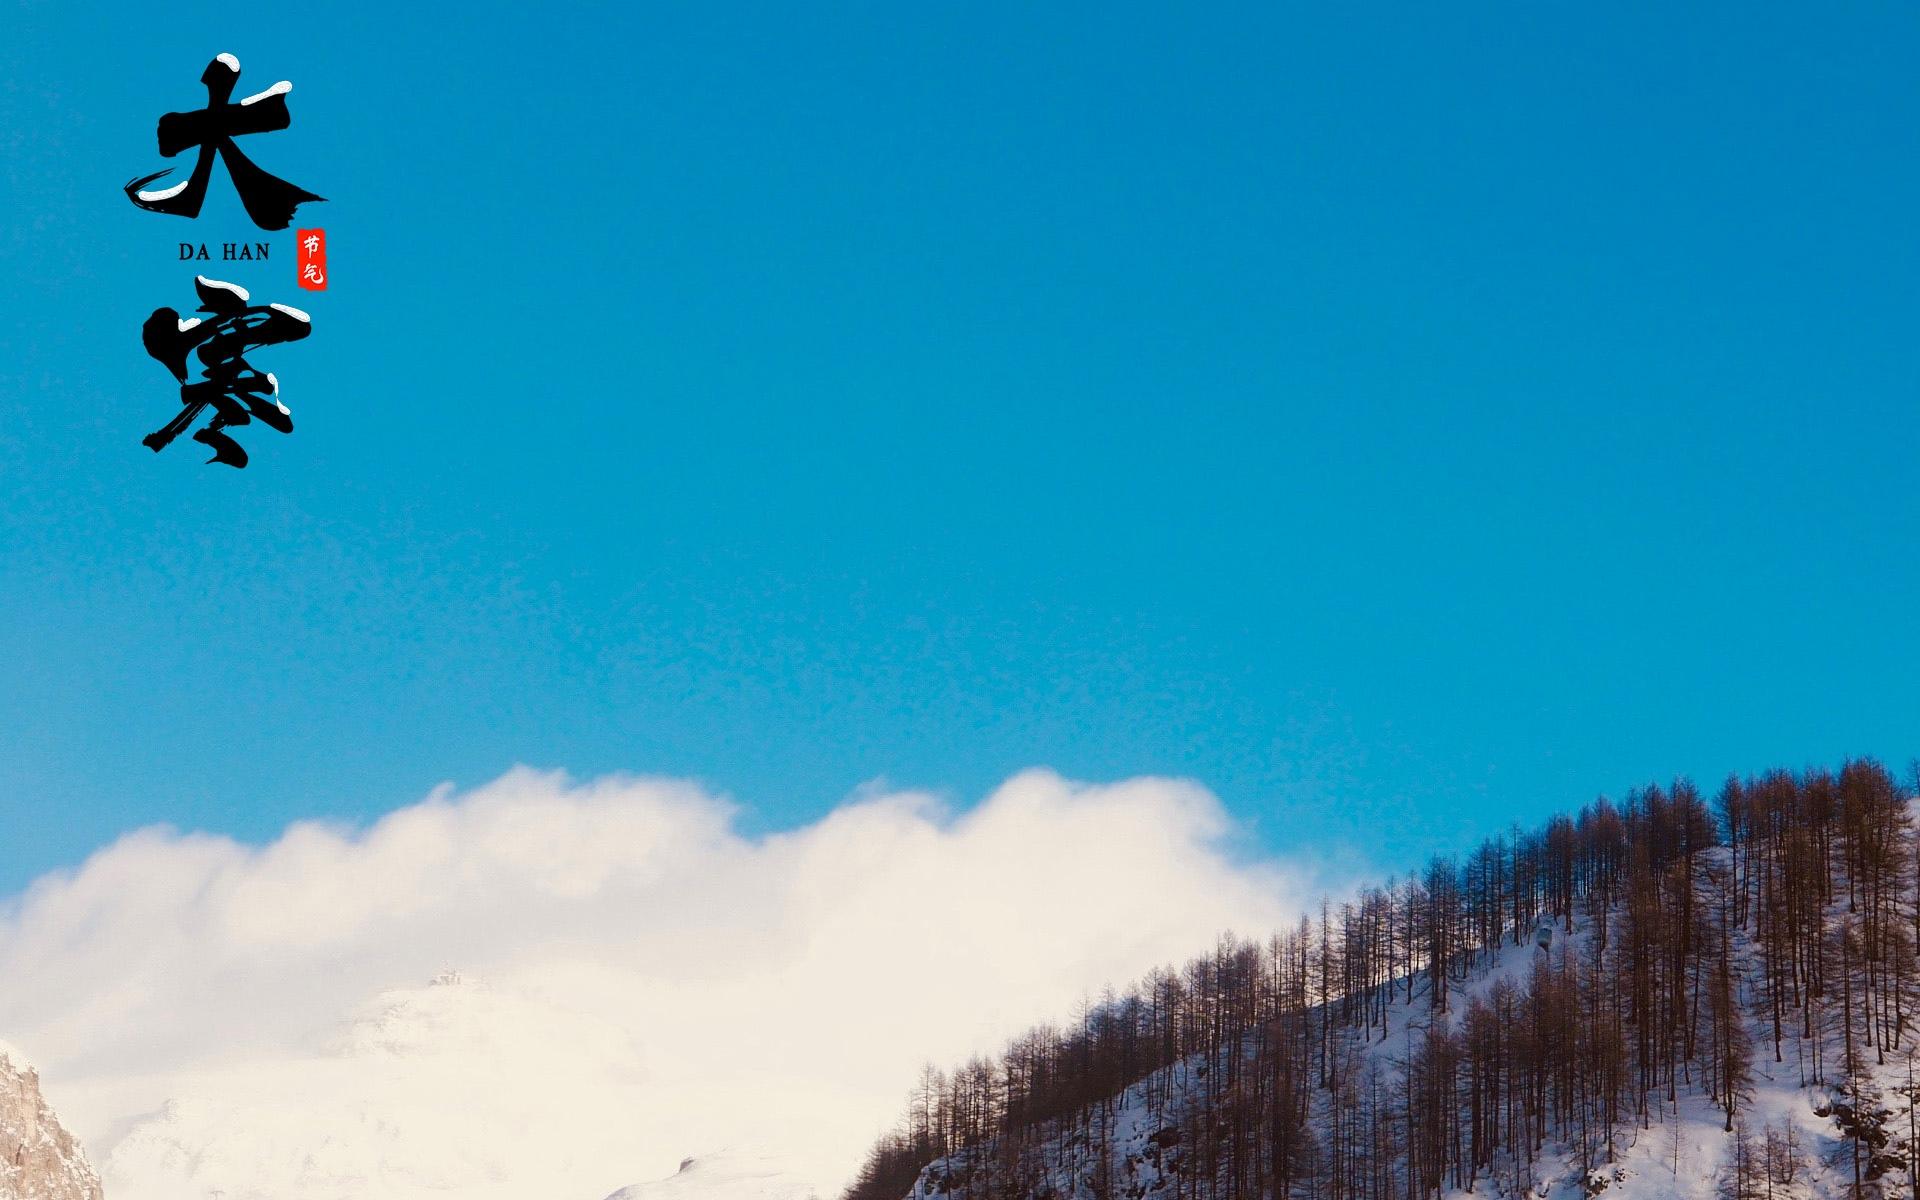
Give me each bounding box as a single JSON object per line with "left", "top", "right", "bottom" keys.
{"left": 0, "top": 1037, "right": 32, "bottom": 1070}
{"left": 197, "top": 275, "right": 250, "bottom": 302}
{"left": 905, "top": 851, "right": 1920, "bottom": 1200}
{"left": 602, "top": 1152, "right": 821, "bottom": 1200}
{"left": 100, "top": 974, "right": 646, "bottom": 1200}
{"left": 240, "top": 80, "right": 292, "bottom": 107}
{"left": 135, "top": 177, "right": 189, "bottom": 202}
{"left": 89, "top": 973, "right": 814, "bottom": 1200}
{"left": 269, "top": 302, "right": 310, "bottom": 323}
{"left": 215, "top": 53, "right": 239, "bottom": 72}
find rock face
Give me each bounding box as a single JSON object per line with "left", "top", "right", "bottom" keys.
{"left": 0, "top": 1045, "right": 103, "bottom": 1200}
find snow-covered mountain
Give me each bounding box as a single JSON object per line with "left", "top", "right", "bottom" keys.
{"left": 902, "top": 916, "right": 1862, "bottom": 1200}
{"left": 601, "top": 1151, "right": 820, "bottom": 1199}
{"left": 862, "top": 769, "right": 1920, "bottom": 1200}
{"left": 0, "top": 1041, "right": 103, "bottom": 1200}
{"left": 95, "top": 971, "right": 791, "bottom": 1200}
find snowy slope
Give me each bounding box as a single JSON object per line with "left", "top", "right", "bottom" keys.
{"left": 602, "top": 1151, "right": 821, "bottom": 1199}
{"left": 903, "top": 870, "right": 1920, "bottom": 1200}
{"left": 96, "top": 972, "right": 808, "bottom": 1200}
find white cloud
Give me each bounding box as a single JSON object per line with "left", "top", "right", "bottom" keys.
{"left": 0, "top": 768, "right": 1311, "bottom": 1200}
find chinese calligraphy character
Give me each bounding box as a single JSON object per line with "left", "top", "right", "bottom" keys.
{"left": 297, "top": 227, "right": 328, "bottom": 291}
{"left": 140, "top": 275, "right": 312, "bottom": 468}
{"left": 124, "top": 54, "right": 325, "bottom": 231}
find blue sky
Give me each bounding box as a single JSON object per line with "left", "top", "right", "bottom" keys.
{"left": 1, "top": 1, "right": 1916, "bottom": 895}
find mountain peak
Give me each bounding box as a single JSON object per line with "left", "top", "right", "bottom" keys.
{"left": 1, "top": 1043, "right": 103, "bottom": 1200}
{"left": 601, "top": 1150, "right": 819, "bottom": 1199}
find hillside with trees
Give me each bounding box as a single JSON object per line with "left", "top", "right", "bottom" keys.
{"left": 845, "top": 760, "right": 1920, "bottom": 1200}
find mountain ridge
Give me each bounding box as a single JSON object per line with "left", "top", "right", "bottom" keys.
{"left": 1, "top": 1042, "right": 103, "bottom": 1200}
{"left": 850, "top": 760, "right": 1920, "bottom": 1200}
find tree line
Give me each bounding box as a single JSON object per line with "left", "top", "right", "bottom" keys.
{"left": 843, "top": 759, "right": 1920, "bottom": 1200}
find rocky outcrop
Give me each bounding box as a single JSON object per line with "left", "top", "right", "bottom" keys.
{"left": 0, "top": 1045, "right": 102, "bottom": 1200}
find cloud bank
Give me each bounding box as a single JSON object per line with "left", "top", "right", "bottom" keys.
{"left": 0, "top": 768, "right": 1310, "bottom": 1199}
